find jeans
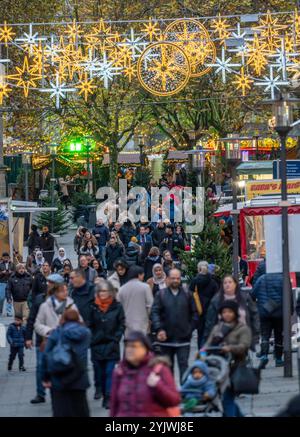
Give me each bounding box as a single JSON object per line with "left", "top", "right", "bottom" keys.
{"left": 222, "top": 387, "right": 244, "bottom": 417}
{"left": 260, "top": 317, "right": 283, "bottom": 359}
{"left": 9, "top": 346, "right": 24, "bottom": 368}
{"left": 160, "top": 345, "right": 190, "bottom": 383}
{"left": 99, "top": 246, "right": 107, "bottom": 270}
{"left": 36, "top": 347, "right": 46, "bottom": 397}
{"left": 0, "top": 283, "right": 5, "bottom": 315}
{"left": 92, "top": 359, "right": 116, "bottom": 396}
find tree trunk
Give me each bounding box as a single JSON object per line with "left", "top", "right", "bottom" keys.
{"left": 109, "top": 147, "right": 119, "bottom": 191}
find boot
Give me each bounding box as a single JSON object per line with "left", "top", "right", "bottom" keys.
{"left": 258, "top": 355, "right": 269, "bottom": 369}
{"left": 30, "top": 395, "right": 45, "bottom": 404}
{"left": 102, "top": 395, "right": 110, "bottom": 409}
{"left": 275, "top": 358, "right": 284, "bottom": 367}
{"left": 19, "top": 366, "right": 26, "bottom": 372}
{"left": 94, "top": 387, "right": 102, "bottom": 400}
{"left": 8, "top": 362, "right": 12, "bottom": 371}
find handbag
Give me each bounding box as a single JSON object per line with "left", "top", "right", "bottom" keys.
{"left": 231, "top": 364, "right": 260, "bottom": 395}
{"left": 193, "top": 285, "right": 203, "bottom": 316}
{"left": 262, "top": 299, "right": 281, "bottom": 316}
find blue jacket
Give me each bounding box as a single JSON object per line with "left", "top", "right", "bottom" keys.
{"left": 181, "top": 360, "right": 216, "bottom": 400}
{"left": 252, "top": 273, "right": 284, "bottom": 318}
{"left": 6, "top": 323, "right": 26, "bottom": 348}
{"left": 92, "top": 224, "right": 110, "bottom": 246}
{"left": 42, "top": 321, "right": 91, "bottom": 391}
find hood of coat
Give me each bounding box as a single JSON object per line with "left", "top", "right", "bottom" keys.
{"left": 195, "top": 273, "right": 213, "bottom": 288}
{"left": 125, "top": 246, "right": 139, "bottom": 257}
{"left": 116, "top": 353, "right": 171, "bottom": 376}
{"left": 61, "top": 321, "right": 89, "bottom": 342}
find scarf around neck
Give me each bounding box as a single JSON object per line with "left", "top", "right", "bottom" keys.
{"left": 152, "top": 263, "right": 167, "bottom": 287}
{"left": 95, "top": 295, "right": 113, "bottom": 313}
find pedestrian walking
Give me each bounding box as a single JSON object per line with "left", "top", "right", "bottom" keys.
{"left": 108, "top": 260, "right": 130, "bottom": 292}
{"left": 26, "top": 224, "right": 41, "bottom": 255}
{"left": 110, "top": 331, "right": 180, "bottom": 417}
{"left": 150, "top": 268, "right": 198, "bottom": 381}
{"left": 7, "top": 314, "right": 26, "bottom": 371}
{"left": 189, "top": 261, "right": 219, "bottom": 348}
{"left": 0, "top": 252, "right": 14, "bottom": 315}
{"left": 6, "top": 263, "right": 32, "bottom": 322}
{"left": 51, "top": 247, "right": 68, "bottom": 272}
{"left": 78, "top": 255, "right": 97, "bottom": 283}
{"left": 92, "top": 218, "right": 110, "bottom": 270}
{"left": 39, "top": 226, "right": 55, "bottom": 265}
{"left": 69, "top": 269, "right": 95, "bottom": 323}
{"left": 88, "top": 280, "right": 125, "bottom": 406}
{"left": 118, "top": 266, "right": 153, "bottom": 336}
{"left": 42, "top": 309, "right": 91, "bottom": 417}
{"left": 106, "top": 236, "right": 124, "bottom": 273}
{"left": 204, "top": 300, "right": 252, "bottom": 417}
{"left": 31, "top": 261, "right": 51, "bottom": 302}
{"left": 147, "top": 263, "right": 167, "bottom": 296}
{"left": 144, "top": 247, "right": 161, "bottom": 281}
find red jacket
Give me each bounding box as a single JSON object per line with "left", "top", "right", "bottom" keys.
{"left": 110, "top": 353, "right": 181, "bottom": 417}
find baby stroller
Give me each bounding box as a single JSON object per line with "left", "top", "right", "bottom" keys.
{"left": 180, "top": 347, "right": 230, "bottom": 417}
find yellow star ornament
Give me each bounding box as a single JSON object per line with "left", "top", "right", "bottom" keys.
{"left": 7, "top": 56, "right": 42, "bottom": 97}
{"left": 0, "top": 82, "right": 11, "bottom": 104}
{"left": 76, "top": 73, "right": 96, "bottom": 101}
{"left": 233, "top": 67, "right": 253, "bottom": 96}
{"left": 0, "top": 21, "right": 15, "bottom": 46}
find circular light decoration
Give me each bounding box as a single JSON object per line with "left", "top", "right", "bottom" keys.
{"left": 137, "top": 42, "right": 191, "bottom": 96}
{"left": 165, "top": 18, "right": 216, "bottom": 78}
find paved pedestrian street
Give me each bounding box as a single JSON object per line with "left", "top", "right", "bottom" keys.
{"left": 0, "top": 314, "right": 298, "bottom": 417}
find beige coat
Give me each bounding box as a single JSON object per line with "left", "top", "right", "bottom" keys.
{"left": 117, "top": 278, "right": 153, "bottom": 336}
{"left": 34, "top": 296, "right": 79, "bottom": 338}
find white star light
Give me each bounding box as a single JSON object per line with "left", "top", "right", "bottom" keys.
{"left": 254, "top": 66, "right": 289, "bottom": 99}
{"left": 89, "top": 51, "right": 122, "bottom": 88}
{"left": 269, "top": 39, "right": 298, "bottom": 80}
{"left": 207, "top": 47, "right": 241, "bottom": 83}
{"left": 15, "top": 24, "right": 47, "bottom": 55}
{"left": 125, "top": 28, "right": 147, "bottom": 59}
{"left": 40, "top": 73, "right": 76, "bottom": 109}
{"left": 80, "top": 49, "right": 100, "bottom": 78}
{"left": 44, "top": 35, "right": 61, "bottom": 65}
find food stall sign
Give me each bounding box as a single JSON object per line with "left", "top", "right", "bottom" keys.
{"left": 273, "top": 160, "right": 300, "bottom": 179}
{"left": 246, "top": 179, "right": 300, "bottom": 200}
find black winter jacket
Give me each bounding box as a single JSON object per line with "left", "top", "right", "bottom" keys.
{"left": 31, "top": 272, "right": 48, "bottom": 302}
{"left": 144, "top": 255, "right": 161, "bottom": 281}
{"left": 6, "top": 272, "right": 32, "bottom": 302}
{"left": 92, "top": 224, "right": 110, "bottom": 246}
{"left": 51, "top": 258, "right": 64, "bottom": 273}
{"left": 152, "top": 227, "right": 166, "bottom": 247}
{"left": 150, "top": 287, "right": 198, "bottom": 343}
{"left": 189, "top": 273, "right": 219, "bottom": 314}
{"left": 123, "top": 246, "right": 141, "bottom": 267}
{"left": 106, "top": 244, "right": 124, "bottom": 270}
{"left": 25, "top": 292, "right": 46, "bottom": 346}
{"left": 70, "top": 282, "right": 95, "bottom": 324}
{"left": 88, "top": 300, "right": 125, "bottom": 361}
{"left": 39, "top": 232, "right": 55, "bottom": 252}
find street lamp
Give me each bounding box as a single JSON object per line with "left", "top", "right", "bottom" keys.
{"left": 49, "top": 143, "right": 58, "bottom": 233}
{"left": 219, "top": 134, "right": 245, "bottom": 280}
{"left": 138, "top": 134, "right": 146, "bottom": 166}
{"left": 21, "top": 152, "right": 32, "bottom": 201}
{"left": 84, "top": 135, "right": 93, "bottom": 195}
{"left": 267, "top": 91, "right": 296, "bottom": 378}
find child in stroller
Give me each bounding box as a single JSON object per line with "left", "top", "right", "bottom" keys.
{"left": 180, "top": 350, "right": 230, "bottom": 416}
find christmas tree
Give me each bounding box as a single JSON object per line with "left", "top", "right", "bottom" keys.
{"left": 132, "top": 166, "right": 152, "bottom": 188}
{"left": 180, "top": 198, "right": 232, "bottom": 280}
{"left": 35, "top": 195, "right": 70, "bottom": 235}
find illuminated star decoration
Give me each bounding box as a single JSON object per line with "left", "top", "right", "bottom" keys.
{"left": 89, "top": 52, "right": 122, "bottom": 88}
{"left": 269, "top": 38, "right": 297, "bottom": 80}
{"left": 76, "top": 72, "right": 96, "bottom": 101}
{"left": 0, "top": 82, "right": 11, "bottom": 104}
{"left": 254, "top": 65, "right": 289, "bottom": 99}
{"left": 211, "top": 13, "right": 230, "bottom": 45}
{"left": 40, "top": 72, "right": 76, "bottom": 108}
{"left": 0, "top": 21, "right": 16, "bottom": 46}
{"left": 141, "top": 18, "right": 160, "bottom": 42}
{"left": 207, "top": 47, "right": 241, "bottom": 83}
{"left": 7, "top": 55, "right": 42, "bottom": 97}
{"left": 64, "top": 19, "right": 83, "bottom": 44}
{"left": 254, "top": 10, "right": 286, "bottom": 53}
{"left": 123, "top": 62, "right": 137, "bottom": 82}
{"left": 246, "top": 33, "right": 268, "bottom": 75}
{"left": 124, "top": 28, "right": 147, "bottom": 60}
{"left": 233, "top": 67, "right": 253, "bottom": 96}
{"left": 15, "top": 24, "right": 47, "bottom": 56}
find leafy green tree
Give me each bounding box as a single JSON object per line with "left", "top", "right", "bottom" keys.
{"left": 132, "top": 166, "right": 152, "bottom": 189}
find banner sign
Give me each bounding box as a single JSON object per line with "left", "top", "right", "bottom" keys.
{"left": 246, "top": 179, "right": 300, "bottom": 200}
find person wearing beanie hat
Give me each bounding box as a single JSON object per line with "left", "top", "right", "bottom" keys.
{"left": 204, "top": 299, "right": 252, "bottom": 417}
{"left": 110, "top": 330, "right": 180, "bottom": 417}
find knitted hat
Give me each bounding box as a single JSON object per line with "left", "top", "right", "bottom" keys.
{"left": 125, "top": 331, "right": 152, "bottom": 351}
{"left": 218, "top": 300, "right": 239, "bottom": 318}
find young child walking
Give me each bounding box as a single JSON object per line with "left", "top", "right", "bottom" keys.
{"left": 6, "top": 314, "right": 26, "bottom": 371}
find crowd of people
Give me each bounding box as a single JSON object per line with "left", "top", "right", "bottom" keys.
{"left": 0, "top": 215, "right": 299, "bottom": 418}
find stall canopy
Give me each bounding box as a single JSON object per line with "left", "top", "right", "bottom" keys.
{"left": 236, "top": 161, "right": 273, "bottom": 176}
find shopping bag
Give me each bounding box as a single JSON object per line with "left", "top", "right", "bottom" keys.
{"left": 231, "top": 364, "right": 260, "bottom": 395}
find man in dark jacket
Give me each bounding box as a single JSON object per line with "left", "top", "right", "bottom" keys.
{"left": 39, "top": 226, "right": 55, "bottom": 264}
{"left": 25, "top": 273, "right": 65, "bottom": 404}
{"left": 79, "top": 255, "right": 97, "bottom": 283}
{"left": 31, "top": 262, "right": 51, "bottom": 302}
{"left": 106, "top": 236, "right": 124, "bottom": 272}
{"left": 159, "top": 225, "right": 184, "bottom": 260}
{"left": 150, "top": 268, "right": 198, "bottom": 381}
{"left": 252, "top": 272, "right": 291, "bottom": 368}
{"left": 27, "top": 224, "right": 41, "bottom": 255}
{"left": 6, "top": 263, "right": 32, "bottom": 322}
{"left": 251, "top": 259, "right": 266, "bottom": 286}
{"left": 189, "top": 261, "right": 219, "bottom": 347}
{"left": 0, "top": 252, "right": 14, "bottom": 314}
{"left": 92, "top": 218, "right": 110, "bottom": 270}
{"left": 70, "top": 269, "right": 95, "bottom": 323}
{"left": 152, "top": 221, "right": 166, "bottom": 247}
